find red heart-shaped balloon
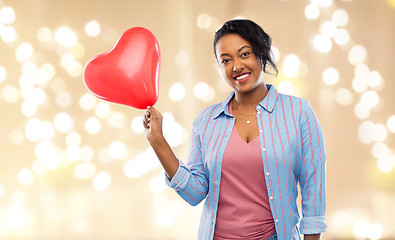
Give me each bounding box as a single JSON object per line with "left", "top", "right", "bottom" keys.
{"left": 83, "top": 27, "right": 160, "bottom": 109}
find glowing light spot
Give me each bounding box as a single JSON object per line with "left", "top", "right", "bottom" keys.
{"left": 278, "top": 81, "right": 300, "bottom": 96}
{"left": 1, "top": 26, "right": 17, "bottom": 42}
{"left": 320, "top": 21, "right": 337, "bottom": 38}
{"left": 353, "top": 220, "right": 369, "bottom": 238}
{"left": 85, "top": 20, "right": 101, "bottom": 37}
{"left": 389, "top": 0, "right": 395, "bottom": 8}
{"left": 354, "top": 103, "right": 370, "bottom": 119}
{"left": 66, "top": 145, "right": 82, "bottom": 162}
{"left": 107, "top": 112, "right": 127, "bottom": 128}
{"left": 149, "top": 176, "right": 166, "bottom": 194}
{"left": 80, "top": 93, "right": 97, "bottom": 111}
{"left": 80, "top": 145, "right": 94, "bottom": 162}
{"left": 40, "top": 121, "right": 55, "bottom": 140}
{"left": 352, "top": 76, "right": 368, "bottom": 93}
{"left": 67, "top": 60, "right": 82, "bottom": 77}
{"left": 313, "top": 34, "right": 332, "bottom": 53}
{"left": 54, "top": 112, "right": 74, "bottom": 133}
{"left": 15, "top": 42, "right": 34, "bottom": 62}
{"left": 7, "top": 203, "right": 24, "bottom": 228}
{"left": 175, "top": 50, "right": 190, "bottom": 67}
{"left": 371, "top": 143, "right": 390, "bottom": 159}
{"left": 332, "top": 9, "right": 348, "bottom": 26}
{"left": 109, "top": 141, "right": 126, "bottom": 159}
{"left": 304, "top": 3, "right": 320, "bottom": 20}
{"left": 348, "top": 45, "right": 367, "bottom": 65}
{"left": 21, "top": 101, "right": 37, "bottom": 116}
{"left": 358, "top": 121, "right": 375, "bottom": 144}
{"left": 2, "top": 85, "right": 20, "bottom": 103}
{"left": 56, "top": 90, "right": 72, "bottom": 108}
{"left": 197, "top": 13, "right": 212, "bottom": 29}
{"left": 85, "top": 117, "right": 101, "bottom": 134}
{"left": 367, "top": 71, "right": 382, "bottom": 89}
{"left": 55, "top": 26, "right": 77, "bottom": 47}
{"left": 60, "top": 53, "right": 75, "bottom": 68}
{"left": 387, "top": 115, "right": 395, "bottom": 133}
{"left": 0, "top": 7, "right": 15, "bottom": 24}
{"left": 169, "top": 82, "right": 185, "bottom": 102}
{"left": 334, "top": 28, "right": 350, "bottom": 45}
{"left": 34, "top": 141, "right": 61, "bottom": 170}
{"left": 367, "top": 223, "right": 383, "bottom": 240}
{"left": 71, "top": 43, "right": 85, "bottom": 59}
{"left": 0, "top": 65, "right": 6, "bottom": 82}
{"left": 24, "top": 87, "right": 47, "bottom": 106}
{"left": 74, "top": 163, "right": 96, "bottom": 179}
{"left": 92, "top": 171, "right": 111, "bottom": 191}
{"left": 377, "top": 156, "right": 394, "bottom": 173}
{"left": 66, "top": 131, "right": 81, "bottom": 146}
{"left": 95, "top": 101, "right": 111, "bottom": 118}
{"left": 37, "top": 27, "right": 52, "bottom": 43}
{"left": 9, "top": 129, "right": 24, "bottom": 145}
{"left": 282, "top": 54, "right": 300, "bottom": 78}
{"left": 373, "top": 124, "right": 387, "bottom": 143}
{"left": 156, "top": 210, "right": 175, "bottom": 228}
{"left": 322, "top": 67, "right": 339, "bottom": 85}
{"left": 17, "top": 168, "right": 34, "bottom": 185}
{"left": 334, "top": 88, "right": 353, "bottom": 106}
{"left": 124, "top": 148, "right": 160, "bottom": 178}
{"left": 36, "top": 63, "right": 55, "bottom": 85}
{"left": 360, "top": 90, "right": 379, "bottom": 110}
{"left": 131, "top": 116, "right": 145, "bottom": 134}
{"left": 355, "top": 64, "right": 369, "bottom": 76}
{"left": 153, "top": 194, "right": 168, "bottom": 210}
{"left": 25, "top": 118, "right": 41, "bottom": 141}
{"left": 194, "top": 82, "right": 214, "bottom": 102}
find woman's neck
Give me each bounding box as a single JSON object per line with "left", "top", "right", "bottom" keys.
{"left": 234, "top": 83, "right": 269, "bottom": 108}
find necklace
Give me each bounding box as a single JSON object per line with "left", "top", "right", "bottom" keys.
{"left": 233, "top": 99, "right": 257, "bottom": 124}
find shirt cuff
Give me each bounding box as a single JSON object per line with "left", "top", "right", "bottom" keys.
{"left": 165, "top": 160, "right": 190, "bottom": 191}
{"left": 299, "top": 216, "right": 327, "bottom": 234}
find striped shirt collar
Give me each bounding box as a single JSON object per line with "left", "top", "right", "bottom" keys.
{"left": 213, "top": 84, "right": 279, "bottom": 120}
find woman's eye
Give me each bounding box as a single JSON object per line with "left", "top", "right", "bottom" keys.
{"left": 222, "top": 59, "right": 230, "bottom": 64}
{"left": 241, "top": 52, "right": 250, "bottom": 58}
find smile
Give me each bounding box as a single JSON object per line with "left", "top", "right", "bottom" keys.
{"left": 233, "top": 73, "right": 251, "bottom": 83}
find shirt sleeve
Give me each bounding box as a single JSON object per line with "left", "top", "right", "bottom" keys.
{"left": 165, "top": 115, "right": 209, "bottom": 206}
{"left": 298, "top": 100, "right": 327, "bottom": 234}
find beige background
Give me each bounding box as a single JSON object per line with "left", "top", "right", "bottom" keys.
{"left": 0, "top": 0, "right": 394, "bottom": 239}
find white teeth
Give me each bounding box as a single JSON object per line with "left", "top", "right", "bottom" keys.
{"left": 235, "top": 73, "right": 249, "bottom": 80}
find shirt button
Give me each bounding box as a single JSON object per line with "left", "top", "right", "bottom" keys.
{"left": 270, "top": 196, "right": 273, "bottom": 200}
{"left": 275, "top": 219, "right": 278, "bottom": 223}
{"left": 263, "top": 148, "right": 266, "bottom": 152}
{"left": 266, "top": 172, "right": 270, "bottom": 176}
{"left": 257, "top": 112, "right": 261, "bottom": 115}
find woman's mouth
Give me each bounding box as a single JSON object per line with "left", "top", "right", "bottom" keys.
{"left": 233, "top": 73, "right": 251, "bottom": 83}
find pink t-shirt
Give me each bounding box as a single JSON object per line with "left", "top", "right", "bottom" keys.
{"left": 213, "top": 104, "right": 276, "bottom": 239}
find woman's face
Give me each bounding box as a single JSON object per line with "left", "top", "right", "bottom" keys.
{"left": 215, "top": 33, "right": 265, "bottom": 94}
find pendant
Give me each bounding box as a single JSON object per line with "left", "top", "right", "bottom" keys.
{"left": 246, "top": 120, "right": 251, "bottom": 124}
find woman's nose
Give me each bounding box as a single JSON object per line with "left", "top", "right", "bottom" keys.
{"left": 232, "top": 61, "right": 244, "bottom": 72}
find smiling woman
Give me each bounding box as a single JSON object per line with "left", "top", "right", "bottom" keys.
{"left": 143, "top": 19, "right": 327, "bottom": 240}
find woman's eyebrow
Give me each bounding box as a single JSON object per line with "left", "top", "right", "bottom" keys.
{"left": 220, "top": 45, "right": 252, "bottom": 57}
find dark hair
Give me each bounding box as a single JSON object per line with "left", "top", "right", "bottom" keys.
{"left": 214, "top": 19, "right": 278, "bottom": 76}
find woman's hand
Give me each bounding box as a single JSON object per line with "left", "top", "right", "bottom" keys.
{"left": 143, "top": 106, "right": 164, "bottom": 145}
{"left": 142, "top": 106, "right": 179, "bottom": 179}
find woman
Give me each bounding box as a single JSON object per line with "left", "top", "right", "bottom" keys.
{"left": 143, "top": 19, "right": 327, "bottom": 240}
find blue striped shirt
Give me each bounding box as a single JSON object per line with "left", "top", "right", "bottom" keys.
{"left": 166, "top": 84, "right": 327, "bottom": 240}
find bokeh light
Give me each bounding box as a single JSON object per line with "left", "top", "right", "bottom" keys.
{"left": 305, "top": 3, "right": 320, "bottom": 20}
{"left": 313, "top": 34, "right": 332, "bottom": 53}
{"left": 322, "top": 67, "right": 339, "bottom": 86}
{"left": 85, "top": 20, "right": 101, "bottom": 37}
{"left": 0, "top": 6, "right": 16, "bottom": 24}
{"left": 55, "top": 26, "right": 77, "bottom": 47}
{"left": 92, "top": 171, "right": 111, "bottom": 191}
{"left": 169, "top": 82, "right": 186, "bottom": 102}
